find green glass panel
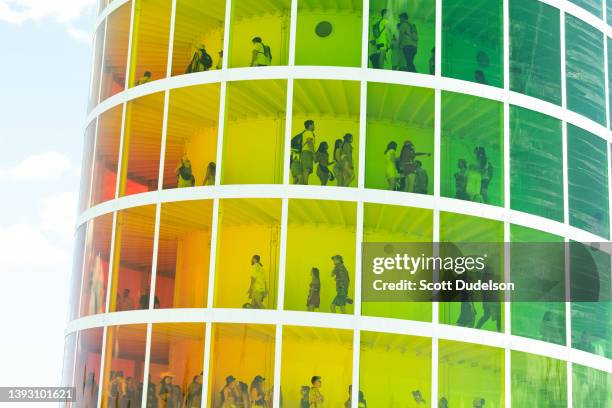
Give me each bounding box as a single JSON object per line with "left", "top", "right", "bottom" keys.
{"left": 608, "top": 0, "right": 612, "bottom": 26}
{"left": 442, "top": 0, "right": 503, "bottom": 87}
{"left": 567, "top": 124, "right": 609, "bottom": 238}
{"left": 565, "top": 15, "right": 606, "bottom": 125}
{"left": 365, "top": 82, "right": 434, "bottom": 193}
{"left": 569, "top": 0, "right": 603, "bottom": 18}
{"left": 573, "top": 364, "right": 612, "bottom": 407}
{"left": 441, "top": 92, "right": 504, "bottom": 207}
{"left": 510, "top": 106, "right": 563, "bottom": 222}
{"left": 570, "top": 242, "right": 612, "bottom": 359}
{"left": 438, "top": 340, "right": 504, "bottom": 407}
{"left": 439, "top": 213, "right": 504, "bottom": 332}
{"left": 510, "top": 225, "right": 565, "bottom": 345}
{"left": 511, "top": 351, "right": 567, "bottom": 407}
{"left": 509, "top": 0, "right": 561, "bottom": 105}
{"left": 609, "top": 37, "right": 611, "bottom": 130}
{"left": 296, "top": 0, "right": 362, "bottom": 67}
{"left": 367, "top": 0, "right": 436, "bottom": 73}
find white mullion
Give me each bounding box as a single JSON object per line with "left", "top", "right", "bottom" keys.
{"left": 282, "top": 79, "right": 294, "bottom": 186}
{"left": 165, "top": 0, "right": 177, "bottom": 78}
{"left": 221, "top": 0, "right": 232, "bottom": 70}
{"left": 564, "top": 234, "right": 573, "bottom": 408}
{"left": 350, "top": 327, "right": 361, "bottom": 408}
{"left": 272, "top": 324, "right": 283, "bottom": 408}
{"left": 200, "top": 322, "right": 213, "bottom": 408}
{"left": 360, "top": 0, "right": 370, "bottom": 70}
{"left": 157, "top": 89, "right": 171, "bottom": 191}
{"left": 276, "top": 199, "right": 289, "bottom": 310}
{"left": 357, "top": 81, "right": 367, "bottom": 189}
{"left": 123, "top": 0, "right": 138, "bottom": 90}
{"left": 147, "top": 203, "right": 162, "bottom": 309}
{"left": 214, "top": 81, "right": 227, "bottom": 184}
{"left": 114, "top": 102, "right": 129, "bottom": 200}
{"left": 139, "top": 323, "right": 154, "bottom": 408}
{"left": 350, "top": 200, "right": 364, "bottom": 408}
{"left": 104, "top": 211, "right": 119, "bottom": 314}
{"left": 288, "top": 0, "right": 298, "bottom": 66}
{"left": 94, "top": 326, "right": 109, "bottom": 408}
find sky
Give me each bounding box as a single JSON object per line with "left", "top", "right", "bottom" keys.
{"left": 0, "top": 0, "right": 97, "bottom": 402}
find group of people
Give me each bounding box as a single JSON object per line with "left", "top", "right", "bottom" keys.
{"left": 384, "top": 140, "right": 431, "bottom": 193}
{"left": 370, "top": 8, "right": 433, "bottom": 74}
{"left": 306, "top": 255, "right": 353, "bottom": 314}
{"left": 453, "top": 147, "right": 493, "bottom": 203}
{"left": 116, "top": 288, "right": 160, "bottom": 311}
{"left": 186, "top": 45, "right": 222, "bottom": 73}
{"left": 176, "top": 155, "right": 216, "bottom": 188}
{"left": 219, "top": 374, "right": 269, "bottom": 407}
{"left": 300, "top": 378, "right": 366, "bottom": 408}
{"left": 291, "top": 120, "right": 355, "bottom": 187}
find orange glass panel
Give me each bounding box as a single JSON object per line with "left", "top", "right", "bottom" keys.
{"left": 73, "top": 327, "right": 104, "bottom": 408}
{"left": 91, "top": 105, "right": 122, "bottom": 207}
{"left": 100, "top": 1, "right": 131, "bottom": 101}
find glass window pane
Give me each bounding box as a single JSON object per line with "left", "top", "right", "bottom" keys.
{"left": 365, "top": 82, "right": 434, "bottom": 193}
{"left": 110, "top": 205, "right": 157, "bottom": 312}
{"left": 73, "top": 328, "right": 104, "bottom": 408}
{"left": 120, "top": 92, "right": 165, "bottom": 197}
{"left": 78, "top": 121, "right": 97, "bottom": 213}
{"left": 567, "top": 124, "right": 609, "bottom": 238}
{"left": 101, "top": 324, "right": 147, "bottom": 408}
{"left": 608, "top": 0, "right": 612, "bottom": 25}
{"left": 608, "top": 37, "right": 611, "bottom": 129}
{"left": 155, "top": 200, "right": 213, "bottom": 308}
{"left": 163, "top": 84, "right": 220, "bottom": 189}
{"left": 510, "top": 225, "right": 565, "bottom": 345}
{"left": 362, "top": 203, "right": 433, "bottom": 321}
{"left": 569, "top": 0, "right": 603, "bottom": 18}
{"left": 442, "top": 0, "right": 503, "bottom": 87}
{"left": 91, "top": 105, "right": 122, "bottom": 207}
{"left": 368, "top": 0, "right": 436, "bottom": 73}
{"left": 222, "top": 80, "right": 287, "bottom": 184}
{"left": 565, "top": 14, "right": 606, "bottom": 125}
{"left": 509, "top": 0, "right": 561, "bottom": 105}
{"left": 80, "top": 213, "right": 114, "bottom": 317}
{"left": 511, "top": 351, "right": 567, "bottom": 407}
{"left": 291, "top": 79, "right": 360, "bottom": 187}
{"left": 228, "top": 0, "right": 290, "bottom": 68}
{"left": 284, "top": 199, "right": 356, "bottom": 314}
{"left": 208, "top": 324, "right": 276, "bottom": 408}
{"left": 438, "top": 340, "right": 504, "bottom": 406}
{"left": 573, "top": 364, "right": 612, "bottom": 406}
{"left": 214, "top": 199, "right": 281, "bottom": 309}
{"left": 101, "top": 2, "right": 131, "bottom": 101}
{"left": 360, "top": 332, "right": 431, "bottom": 406}
{"left": 61, "top": 333, "right": 77, "bottom": 392}
{"left": 296, "top": 0, "right": 362, "bottom": 67}
{"left": 171, "top": 0, "right": 225, "bottom": 76}
{"left": 148, "top": 323, "right": 205, "bottom": 408}
{"left": 280, "top": 326, "right": 353, "bottom": 407}
{"left": 89, "top": 24, "right": 106, "bottom": 111}
{"left": 439, "top": 212, "right": 504, "bottom": 332}
{"left": 68, "top": 225, "right": 87, "bottom": 321}
{"left": 441, "top": 92, "right": 504, "bottom": 206}
{"left": 510, "top": 106, "right": 563, "bottom": 222}
{"left": 128, "top": 0, "right": 172, "bottom": 87}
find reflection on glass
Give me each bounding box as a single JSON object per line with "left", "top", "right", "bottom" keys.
{"left": 565, "top": 15, "right": 606, "bottom": 125}
{"left": 78, "top": 121, "right": 96, "bottom": 212}
{"left": 89, "top": 24, "right": 106, "bottom": 111}
{"left": 110, "top": 205, "right": 156, "bottom": 312}
{"left": 510, "top": 225, "right": 565, "bottom": 345}
{"left": 214, "top": 199, "right": 281, "bottom": 309}
{"left": 128, "top": 0, "right": 172, "bottom": 87}
{"left": 222, "top": 80, "right": 287, "bottom": 184}
{"left": 208, "top": 324, "right": 275, "bottom": 408}
{"left": 61, "top": 333, "right": 77, "bottom": 395}
{"left": 291, "top": 79, "right": 360, "bottom": 187}
{"left": 360, "top": 332, "right": 431, "bottom": 406}
{"left": 119, "top": 92, "right": 165, "bottom": 197}
{"left": 284, "top": 199, "right": 356, "bottom": 314}
{"left": 91, "top": 105, "right": 122, "bottom": 207}
{"left": 365, "top": 82, "right": 434, "bottom": 193}
{"left": 73, "top": 328, "right": 104, "bottom": 408}
{"left": 442, "top": 0, "right": 503, "bottom": 87}
{"left": 171, "top": 0, "right": 225, "bottom": 76}
{"left": 569, "top": 0, "right": 603, "bottom": 18}
{"left": 512, "top": 351, "right": 567, "bottom": 407}
{"left": 281, "top": 326, "right": 353, "bottom": 407}
{"left": 368, "top": 0, "right": 435, "bottom": 73}
{"left": 68, "top": 225, "right": 87, "bottom": 321}
{"left": 509, "top": 0, "right": 561, "bottom": 105}
{"left": 80, "top": 213, "right": 114, "bottom": 317}
{"left": 441, "top": 92, "right": 504, "bottom": 206}
{"left": 296, "top": 0, "right": 362, "bottom": 67}
{"left": 148, "top": 323, "right": 205, "bottom": 408}
{"left": 573, "top": 364, "right": 612, "bottom": 406}
{"left": 101, "top": 324, "right": 147, "bottom": 408}
{"left": 228, "top": 0, "right": 290, "bottom": 68}
{"left": 163, "top": 84, "right": 220, "bottom": 189}
{"left": 362, "top": 203, "right": 433, "bottom": 321}
{"left": 438, "top": 340, "right": 504, "bottom": 407}
{"left": 510, "top": 106, "right": 563, "bottom": 222}
{"left": 155, "top": 200, "right": 213, "bottom": 308}
{"left": 567, "top": 124, "right": 609, "bottom": 238}
{"left": 100, "top": 2, "right": 131, "bottom": 101}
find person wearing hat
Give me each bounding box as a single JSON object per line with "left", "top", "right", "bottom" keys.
{"left": 250, "top": 375, "right": 267, "bottom": 407}
{"left": 221, "top": 375, "right": 243, "bottom": 407}
{"left": 330, "top": 255, "right": 352, "bottom": 313}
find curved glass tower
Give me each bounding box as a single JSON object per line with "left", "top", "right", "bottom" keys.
{"left": 63, "top": 0, "right": 612, "bottom": 407}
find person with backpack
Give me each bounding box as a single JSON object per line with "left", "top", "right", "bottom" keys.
{"left": 251, "top": 37, "right": 271, "bottom": 67}
{"left": 186, "top": 44, "right": 213, "bottom": 73}
{"left": 372, "top": 9, "right": 390, "bottom": 69}
{"left": 176, "top": 155, "right": 195, "bottom": 188}
{"left": 398, "top": 12, "right": 418, "bottom": 72}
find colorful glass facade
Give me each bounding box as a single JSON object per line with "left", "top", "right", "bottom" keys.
{"left": 64, "top": 0, "right": 612, "bottom": 406}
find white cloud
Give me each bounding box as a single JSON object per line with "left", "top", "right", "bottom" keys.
{"left": 0, "top": 0, "right": 95, "bottom": 24}
{"left": 39, "top": 192, "right": 78, "bottom": 240}
{"left": 0, "top": 222, "right": 71, "bottom": 269}
{"left": 66, "top": 25, "right": 91, "bottom": 44}
{"left": 0, "top": 151, "right": 73, "bottom": 181}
